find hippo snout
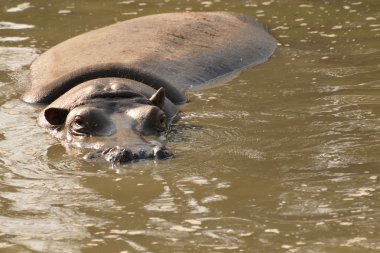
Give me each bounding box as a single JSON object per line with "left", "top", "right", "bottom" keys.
{"left": 83, "top": 144, "right": 173, "bottom": 164}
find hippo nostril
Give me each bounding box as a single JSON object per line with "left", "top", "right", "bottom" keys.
{"left": 136, "top": 150, "right": 155, "bottom": 160}
{"left": 153, "top": 146, "right": 173, "bottom": 160}
{"left": 102, "top": 146, "right": 134, "bottom": 164}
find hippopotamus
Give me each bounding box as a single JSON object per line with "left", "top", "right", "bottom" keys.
{"left": 22, "top": 12, "right": 276, "bottom": 164}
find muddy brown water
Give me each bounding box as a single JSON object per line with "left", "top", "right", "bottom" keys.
{"left": 0, "top": 0, "right": 380, "bottom": 252}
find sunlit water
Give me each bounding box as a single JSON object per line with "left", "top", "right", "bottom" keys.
{"left": 0, "top": 0, "right": 379, "bottom": 252}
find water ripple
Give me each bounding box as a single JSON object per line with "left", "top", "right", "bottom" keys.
{"left": 0, "top": 47, "right": 37, "bottom": 71}
{"left": 6, "top": 3, "right": 33, "bottom": 13}
{"left": 0, "top": 22, "right": 34, "bottom": 30}
{"left": 0, "top": 101, "right": 122, "bottom": 253}
{"left": 0, "top": 37, "right": 29, "bottom": 42}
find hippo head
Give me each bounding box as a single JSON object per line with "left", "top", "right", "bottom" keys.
{"left": 39, "top": 78, "right": 178, "bottom": 164}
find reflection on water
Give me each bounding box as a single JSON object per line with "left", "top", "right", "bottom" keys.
{"left": 0, "top": 22, "right": 34, "bottom": 30}
{"left": 1, "top": 0, "right": 380, "bottom": 252}
{"left": 0, "top": 47, "right": 36, "bottom": 71}
{"left": 6, "top": 3, "right": 33, "bottom": 13}
{"left": 0, "top": 101, "right": 122, "bottom": 253}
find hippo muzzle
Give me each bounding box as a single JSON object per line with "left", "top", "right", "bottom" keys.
{"left": 84, "top": 143, "right": 173, "bottom": 164}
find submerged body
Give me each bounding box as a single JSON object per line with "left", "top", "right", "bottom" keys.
{"left": 22, "top": 12, "right": 277, "bottom": 163}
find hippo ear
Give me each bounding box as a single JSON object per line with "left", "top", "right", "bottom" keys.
{"left": 44, "top": 108, "right": 69, "bottom": 126}
{"left": 149, "top": 87, "right": 165, "bottom": 109}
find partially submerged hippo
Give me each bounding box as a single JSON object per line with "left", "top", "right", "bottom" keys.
{"left": 22, "top": 12, "right": 276, "bottom": 164}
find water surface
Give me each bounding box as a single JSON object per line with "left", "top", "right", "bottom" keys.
{"left": 0, "top": 0, "right": 380, "bottom": 252}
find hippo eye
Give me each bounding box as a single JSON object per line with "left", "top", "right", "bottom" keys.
{"left": 74, "top": 116, "right": 84, "bottom": 126}
{"left": 160, "top": 115, "right": 166, "bottom": 125}
{"left": 71, "top": 116, "right": 89, "bottom": 136}
{"left": 157, "top": 114, "right": 167, "bottom": 132}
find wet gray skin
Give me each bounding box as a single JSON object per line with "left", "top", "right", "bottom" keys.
{"left": 23, "top": 12, "right": 277, "bottom": 164}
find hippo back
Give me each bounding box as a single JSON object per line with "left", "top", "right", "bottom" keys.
{"left": 22, "top": 12, "right": 277, "bottom": 105}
